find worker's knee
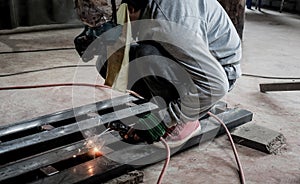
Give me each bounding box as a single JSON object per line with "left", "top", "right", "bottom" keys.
{"left": 220, "top": 80, "right": 229, "bottom": 97}
{"left": 205, "top": 73, "right": 230, "bottom": 106}
{"left": 211, "top": 77, "right": 229, "bottom": 102}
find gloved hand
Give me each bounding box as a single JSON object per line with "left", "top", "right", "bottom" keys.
{"left": 74, "top": 26, "right": 95, "bottom": 61}
{"left": 108, "top": 112, "right": 167, "bottom": 144}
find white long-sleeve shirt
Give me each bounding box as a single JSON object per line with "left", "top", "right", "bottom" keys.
{"left": 140, "top": 0, "right": 242, "bottom": 80}
{"left": 129, "top": 0, "right": 242, "bottom": 120}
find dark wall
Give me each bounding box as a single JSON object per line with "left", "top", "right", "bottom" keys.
{"left": 0, "top": 1, "right": 12, "bottom": 29}
{"left": 0, "top": 0, "right": 77, "bottom": 30}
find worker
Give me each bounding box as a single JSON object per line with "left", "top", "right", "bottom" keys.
{"left": 74, "top": 0, "right": 242, "bottom": 148}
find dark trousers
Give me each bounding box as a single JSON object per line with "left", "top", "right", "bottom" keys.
{"left": 98, "top": 41, "right": 181, "bottom": 108}
{"left": 246, "top": 0, "right": 252, "bottom": 9}
{"left": 97, "top": 41, "right": 230, "bottom": 120}
{"left": 255, "top": 0, "right": 262, "bottom": 10}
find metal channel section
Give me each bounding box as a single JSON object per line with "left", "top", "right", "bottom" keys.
{"left": 260, "top": 82, "right": 300, "bottom": 93}
{"left": 0, "top": 95, "right": 253, "bottom": 184}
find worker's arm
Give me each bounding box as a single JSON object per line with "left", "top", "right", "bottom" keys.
{"left": 134, "top": 19, "right": 229, "bottom": 123}
{"left": 205, "top": 0, "right": 242, "bottom": 84}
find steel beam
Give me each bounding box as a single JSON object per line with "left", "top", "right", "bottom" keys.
{"left": 260, "top": 82, "right": 300, "bottom": 92}
{"left": 0, "top": 96, "right": 253, "bottom": 184}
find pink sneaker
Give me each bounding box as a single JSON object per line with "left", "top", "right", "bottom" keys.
{"left": 154, "top": 120, "right": 201, "bottom": 148}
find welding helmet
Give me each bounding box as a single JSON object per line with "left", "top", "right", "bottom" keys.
{"left": 74, "top": 0, "right": 123, "bottom": 61}
{"left": 74, "top": 0, "right": 123, "bottom": 27}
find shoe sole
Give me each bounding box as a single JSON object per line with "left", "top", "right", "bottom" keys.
{"left": 153, "top": 123, "right": 202, "bottom": 149}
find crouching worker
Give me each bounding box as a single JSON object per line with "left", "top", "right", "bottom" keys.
{"left": 74, "top": 0, "right": 242, "bottom": 148}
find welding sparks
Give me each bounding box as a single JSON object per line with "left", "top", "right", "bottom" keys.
{"left": 84, "top": 129, "right": 110, "bottom": 158}
{"left": 87, "top": 140, "right": 94, "bottom": 146}
{"left": 88, "top": 168, "right": 94, "bottom": 175}
{"left": 92, "top": 147, "right": 102, "bottom": 157}
{"left": 87, "top": 165, "right": 94, "bottom": 176}
{"left": 93, "top": 147, "right": 100, "bottom": 153}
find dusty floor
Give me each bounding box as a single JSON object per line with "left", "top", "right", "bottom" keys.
{"left": 0, "top": 8, "right": 300, "bottom": 184}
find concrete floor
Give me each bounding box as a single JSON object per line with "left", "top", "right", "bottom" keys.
{"left": 0, "top": 8, "right": 300, "bottom": 184}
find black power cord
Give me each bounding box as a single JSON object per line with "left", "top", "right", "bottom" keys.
{"left": 0, "top": 47, "right": 75, "bottom": 55}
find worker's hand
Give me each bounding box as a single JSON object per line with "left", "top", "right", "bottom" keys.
{"left": 108, "top": 113, "right": 167, "bottom": 144}
{"left": 74, "top": 26, "right": 96, "bottom": 61}
{"left": 74, "top": 22, "right": 122, "bottom": 62}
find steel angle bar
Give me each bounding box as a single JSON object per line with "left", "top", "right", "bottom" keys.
{"left": 0, "top": 96, "right": 253, "bottom": 184}
{"left": 0, "top": 102, "right": 157, "bottom": 165}
{"left": 0, "top": 95, "right": 138, "bottom": 138}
